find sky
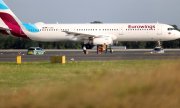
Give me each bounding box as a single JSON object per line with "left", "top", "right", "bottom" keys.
{"left": 5, "top": 0, "right": 180, "bottom": 26}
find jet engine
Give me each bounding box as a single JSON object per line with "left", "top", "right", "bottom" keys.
{"left": 83, "top": 36, "right": 113, "bottom": 49}
{"left": 93, "top": 36, "right": 113, "bottom": 45}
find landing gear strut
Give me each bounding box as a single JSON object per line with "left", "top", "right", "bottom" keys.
{"left": 156, "top": 41, "right": 162, "bottom": 48}
{"left": 82, "top": 45, "right": 87, "bottom": 54}
{"left": 109, "top": 45, "right": 113, "bottom": 53}
{"left": 152, "top": 41, "right": 165, "bottom": 53}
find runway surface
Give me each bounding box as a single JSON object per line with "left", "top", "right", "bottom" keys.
{"left": 0, "top": 49, "right": 180, "bottom": 62}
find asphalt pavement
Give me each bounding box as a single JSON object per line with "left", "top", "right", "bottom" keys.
{"left": 0, "top": 49, "right": 180, "bottom": 62}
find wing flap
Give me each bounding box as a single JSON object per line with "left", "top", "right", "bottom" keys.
{"left": 63, "top": 31, "right": 98, "bottom": 38}
{"left": 63, "top": 31, "right": 100, "bottom": 41}
{"left": 63, "top": 31, "right": 117, "bottom": 41}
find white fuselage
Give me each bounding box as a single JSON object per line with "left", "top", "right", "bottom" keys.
{"left": 24, "top": 23, "right": 180, "bottom": 42}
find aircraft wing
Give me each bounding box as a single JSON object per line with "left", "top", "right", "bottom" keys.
{"left": 63, "top": 31, "right": 109, "bottom": 41}
{"left": 63, "top": 31, "right": 115, "bottom": 46}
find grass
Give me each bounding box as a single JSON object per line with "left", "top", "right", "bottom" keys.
{"left": 0, "top": 60, "right": 180, "bottom": 108}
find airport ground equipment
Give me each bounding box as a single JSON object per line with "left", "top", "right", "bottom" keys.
{"left": 16, "top": 56, "right": 22, "bottom": 64}
{"left": 50, "top": 56, "right": 66, "bottom": 64}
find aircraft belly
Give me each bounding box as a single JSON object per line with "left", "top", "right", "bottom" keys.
{"left": 117, "top": 32, "right": 158, "bottom": 41}
{"left": 27, "top": 32, "right": 69, "bottom": 42}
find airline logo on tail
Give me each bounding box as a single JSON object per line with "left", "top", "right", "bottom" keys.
{"left": 0, "top": 0, "right": 29, "bottom": 38}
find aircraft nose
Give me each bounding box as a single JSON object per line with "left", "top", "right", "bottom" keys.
{"left": 174, "top": 31, "right": 180, "bottom": 39}
{"left": 177, "top": 31, "right": 180, "bottom": 38}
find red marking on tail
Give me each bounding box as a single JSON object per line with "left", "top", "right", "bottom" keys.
{"left": 0, "top": 12, "right": 29, "bottom": 39}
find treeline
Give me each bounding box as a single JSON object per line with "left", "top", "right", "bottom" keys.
{"left": 0, "top": 36, "right": 82, "bottom": 49}
{"left": 0, "top": 35, "right": 179, "bottom": 49}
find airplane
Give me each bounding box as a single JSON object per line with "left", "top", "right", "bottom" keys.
{"left": 0, "top": 0, "right": 180, "bottom": 53}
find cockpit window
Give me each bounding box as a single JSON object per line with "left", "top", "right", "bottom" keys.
{"left": 168, "top": 28, "right": 176, "bottom": 31}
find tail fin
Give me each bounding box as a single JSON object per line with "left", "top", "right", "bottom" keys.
{"left": 0, "top": 0, "right": 8, "bottom": 10}
{"left": 0, "top": 0, "right": 28, "bottom": 38}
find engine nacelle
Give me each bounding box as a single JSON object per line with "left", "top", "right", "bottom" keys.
{"left": 93, "top": 36, "right": 113, "bottom": 45}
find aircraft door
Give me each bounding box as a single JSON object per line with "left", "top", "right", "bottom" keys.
{"left": 119, "top": 26, "right": 123, "bottom": 35}
{"left": 157, "top": 24, "right": 162, "bottom": 35}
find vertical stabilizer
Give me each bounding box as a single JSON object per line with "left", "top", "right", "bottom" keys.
{"left": 0, "top": 0, "right": 28, "bottom": 38}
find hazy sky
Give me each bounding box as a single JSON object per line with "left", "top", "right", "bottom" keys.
{"left": 5, "top": 0, "right": 180, "bottom": 25}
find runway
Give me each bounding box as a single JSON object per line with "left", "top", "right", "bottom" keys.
{"left": 0, "top": 49, "right": 180, "bottom": 62}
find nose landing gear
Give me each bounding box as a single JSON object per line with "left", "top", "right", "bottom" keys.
{"left": 156, "top": 41, "right": 162, "bottom": 48}
{"left": 151, "top": 41, "right": 165, "bottom": 54}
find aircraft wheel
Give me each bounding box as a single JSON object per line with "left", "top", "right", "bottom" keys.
{"left": 110, "top": 49, "right": 113, "bottom": 53}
